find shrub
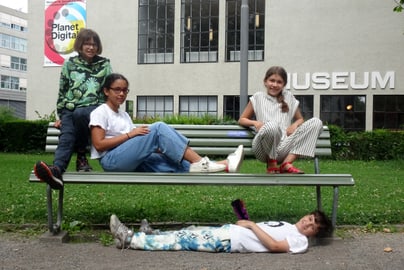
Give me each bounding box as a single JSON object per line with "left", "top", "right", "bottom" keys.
{"left": 328, "top": 125, "right": 351, "bottom": 159}
{"left": 0, "top": 120, "right": 49, "bottom": 152}
{"left": 348, "top": 129, "right": 404, "bottom": 160}
{"left": 133, "top": 114, "right": 238, "bottom": 125}
{"left": 0, "top": 106, "right": 18, "bottom": 122}
{"left": 1, "top": 118, "right": 403, "bottom": 159}
{"left": 329, "top": 125, "right": 404, "bottom": 160}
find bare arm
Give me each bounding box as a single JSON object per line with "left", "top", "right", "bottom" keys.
{"left": 238, "top": 101, "right": 264, "bottom": 131}
{"left": 286, "top": 107, "right": 304, "bottom": 136}
{"left": 91, "top": 125, "right": 150, "bottom": 152}
{"left": 236, "top": 220, "right": 290, "bottom": 253}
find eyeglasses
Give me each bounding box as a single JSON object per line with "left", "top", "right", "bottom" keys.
{"left": 109, "top": 87, "right": 130, "bottom": 94}
{"left": 83, "top": 43, "right": 98, "bottom": 48}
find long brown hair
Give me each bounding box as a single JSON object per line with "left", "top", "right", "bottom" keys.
{"left": 264, "top": 66, "right": 289, "bottom": 112}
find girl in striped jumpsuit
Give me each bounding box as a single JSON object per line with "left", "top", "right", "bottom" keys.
{"left": 239, "top": 66, "right": 323, "bottom": 174}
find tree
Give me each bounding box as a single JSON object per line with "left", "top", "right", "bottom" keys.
{"left": 394, "top": 0, "right": 404, "bottom": 12}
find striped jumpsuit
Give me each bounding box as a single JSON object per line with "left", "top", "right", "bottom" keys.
{"left": 250, "top": 91, "right": 323, "bottom": 163}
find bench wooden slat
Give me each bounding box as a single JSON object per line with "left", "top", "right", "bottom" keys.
{"left": 189, "top": 138, "right": 253, "bottom": 147}
{"left": 43, "top": 124, "right": 332, "bottom": 157}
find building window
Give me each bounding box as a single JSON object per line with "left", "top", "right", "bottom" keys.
{"left": 1, "top": 75, "right": 20, "bottom": 90}
{"left": 138, "top": 0, "right": 175, "bottom": 64}
{"left": 320, "top": 95, "right": 366, "bottom": 131}
{"left": 179, "top": 96, "right": 217, "bottom": 116}
{"left": 10, "top": 56, "right": 27, "bottom": 71}
{"left": 295, "top": 95, "right": 314, "bottom": 119}
{"left": 226, "top": 0, "right": 265, "bottom": 62}
{"left": 0, "top": 100, "right": 25, "bottom": 119}
{"left": 125, "top": 100, "right": 134, "bottom": 119}
{"left": 373, "top": 95, "right": 404, "bottom": 130}
{"left": 0, "top": 33, "right": 27, "bottom": 52}
{"left": 137, "top": 96, "right": 174, "bottom": 118}
{"left": 0, "top": 13, "right": 27, "bottom": 32}
{"left": 224, "top": 95, "right": 240, "bottom": 120}
{"left": 181, "top": 0, "right": 219, "bottom": 63}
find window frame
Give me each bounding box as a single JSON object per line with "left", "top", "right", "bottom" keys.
{"left": 138, "top": 0, "right": 175, "bottom": 64}
{"left": 225, "top": 0, "right": 265, "bottom": 62}
{"left": 180, "top": 0, "right": 219, "bottom": 63}
{"left": 179, "top": 95, "right": 218, "bottom": 116}
{"left": 136, "top": 95, "right": 174, "bottom": 118}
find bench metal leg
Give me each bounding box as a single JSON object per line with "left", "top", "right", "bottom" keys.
{"left": 316, "top": 186, "right": 322, "bottom": 211}
{"left": 314, "top": 157, "right": 320, "bottom": 174}
{"left": 46, "top": 184, "right": 64, "bottom": 235}
{"left": 331, "top": 186, "right": 339, "bottom": 228}
{"left": 317, "top": 185, "right": 338, "bottom": 229}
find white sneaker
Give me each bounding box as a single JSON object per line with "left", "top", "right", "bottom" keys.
{"left": 110, "top": 214, "right": 133, "bottom": 249}
{"left": 227, "top": 145, "right": 244, "bottom": 173}
{"left": 189, "top": 157, "right": 226, "bottom": 173}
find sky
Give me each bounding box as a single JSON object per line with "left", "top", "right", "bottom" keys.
{"left": 0, "top": 0, "right": 28, "bottom": 13}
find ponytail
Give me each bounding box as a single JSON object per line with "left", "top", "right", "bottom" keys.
{"left": 277, "top": 92, "right": 289, "bottom": 113}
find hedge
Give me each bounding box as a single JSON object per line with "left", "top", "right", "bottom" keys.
{"left": 0, "top": 120, "right": 403, "bottom": 160}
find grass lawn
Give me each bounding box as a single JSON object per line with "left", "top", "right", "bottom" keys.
{"left": 0, "top": 153, "right": 403, "bottom": 233}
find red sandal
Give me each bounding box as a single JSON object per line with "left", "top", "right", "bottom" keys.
{"left": 280, "top": 162, "right": 304, "bottom": 174}
{"left": 266, "top": 159, "right": 279, "bottom": 174}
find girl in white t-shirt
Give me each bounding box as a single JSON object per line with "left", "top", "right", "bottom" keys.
{"left": 239, "top": 66, "right": 323, "bottom": 174}
{"left": 89, "top": 73, "right": 243, "bottom": 173}
{"left": 109, "top": 210, "right": 333, "bottom": 254}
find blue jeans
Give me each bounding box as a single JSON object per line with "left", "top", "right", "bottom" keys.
{"left": 100, "top": 122, "right": 191, "bottom": 172}
{"left": 54, "top": 106, "right": 97, "bottom": 173}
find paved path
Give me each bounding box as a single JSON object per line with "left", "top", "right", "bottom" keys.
{"left": 0, "top": 231, "right": 403, "bottom": 270}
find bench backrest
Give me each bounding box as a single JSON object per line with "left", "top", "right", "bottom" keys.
{"left": 44, "top": 123, "right": 331, "bottom": 158}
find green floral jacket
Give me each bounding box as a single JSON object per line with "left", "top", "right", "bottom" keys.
{"left": 56, "top": 55, "right": 112, "bottom": 118}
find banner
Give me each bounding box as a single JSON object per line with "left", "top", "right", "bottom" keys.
{"left": 44, "top": 0, "right": 86, "bottom": 66}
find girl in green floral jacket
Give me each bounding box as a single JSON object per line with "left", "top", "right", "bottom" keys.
{"left": 34, "top": 28, "right": 112, "bottom": 190}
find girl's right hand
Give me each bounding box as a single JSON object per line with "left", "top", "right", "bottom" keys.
{"left": 254, "top": 121, "right": 264, "bottom": 131}
{"left": 54, "top": 120, "right": 62, "bottom": 129}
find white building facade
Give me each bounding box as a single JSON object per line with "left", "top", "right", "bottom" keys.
{"left": 27, "top": 0, "right": 404, "bottom": 131}
{"left": 0, "top": 5, "right": 27, "bottom": 118}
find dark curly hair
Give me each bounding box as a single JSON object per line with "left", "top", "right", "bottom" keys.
{"left": 311, "top": 210, "right": 334, "bottom": 238}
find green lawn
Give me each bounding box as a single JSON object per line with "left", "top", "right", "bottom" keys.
{"left": 0, "top": 153, "right": 403, "bottom": 231}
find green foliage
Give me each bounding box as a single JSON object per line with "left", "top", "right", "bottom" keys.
{"left": 62, "top": 220, "right": 86, "bottom": 233}
{"left": 133, "top": 114, "right": 238, "bottom": 125}
{"left": 328, "top": 125, "right": 404, "bottom": 160}
{"left": 0, "top": 120, "right": 49, "bottom": 152}
{"left": 0, "top": 106, "right": 18, "bottom": 122}
{"left": 35, "top": 110, "right": 57, "bottom": 122}
{"left": 328, "top": 125, "right": 351, "bottom": 159}
{"left": 0, "top": 154, "right": 402, "bottom": 228}
{"left": 0, "top": 118, "right": 403, "bottom": 159}
{"left": 394, "top": 0, "right": 404, "bottom": 12}
{"left": 99, "top": 232, "right": 114, "bottom": 246}
{"left": 348, "top": 129, "right": 404, "bottom": 160}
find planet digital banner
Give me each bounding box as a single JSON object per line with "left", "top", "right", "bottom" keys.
{"left": 44, "top": 0, "right": 86, "bottom": 66}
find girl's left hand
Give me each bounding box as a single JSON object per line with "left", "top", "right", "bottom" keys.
{"left": 286, "top": 124, "right": 298, "bottom": 136}
{"left": 236, "top": 219, "right": 256, "bottom": 229}
{"left": 130, "top": 125, "right": 150, "bottom": 137}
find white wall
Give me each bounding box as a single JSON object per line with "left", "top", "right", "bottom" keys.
{"left": 27, "top": 0, "right": 404, "bottom": 130}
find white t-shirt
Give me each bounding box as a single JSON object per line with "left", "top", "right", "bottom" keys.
{"left": 230, "top": 221, "right": 308, "bottom": 254}
{"left": 89, "top": 103, "right": 134, "bottom": 159}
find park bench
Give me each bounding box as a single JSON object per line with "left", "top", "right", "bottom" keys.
{"left": 29, "top": 123, "right": 354, "bottom": 239}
